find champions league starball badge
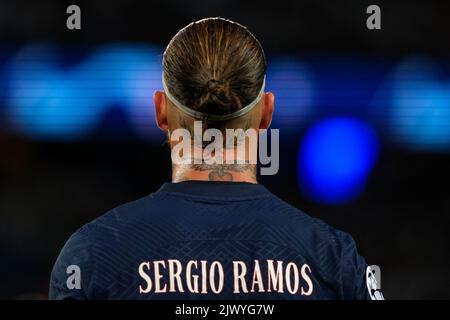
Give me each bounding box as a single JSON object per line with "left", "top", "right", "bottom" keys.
{"left": 366, "top": 265, "right": 384, "bottom": 300}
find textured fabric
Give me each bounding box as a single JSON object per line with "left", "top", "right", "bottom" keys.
{"left": 49, "top": 181, "right": 371, "bottom": 300}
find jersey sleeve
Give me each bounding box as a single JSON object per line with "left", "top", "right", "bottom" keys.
{"left": 339, "top": 232, "right": 382, "bottom": 300}
{"left": 49, "top": 225, "right": 94, "bottom": 300}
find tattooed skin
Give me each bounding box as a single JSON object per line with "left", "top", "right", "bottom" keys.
{"left": 171, "top": 114, "right": 257, "bottom": 182}
{"left": 172, "top": 161, "right": 256, "bottom": 182}
{"left": 191, "top": 162, "right": 256, "bottom": 181}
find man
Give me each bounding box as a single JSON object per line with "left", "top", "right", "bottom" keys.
{"left": 49, "top": 17, "right": 380, "bottom": 300}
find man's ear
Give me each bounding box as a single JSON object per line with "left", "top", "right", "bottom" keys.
{"left": 154, "top": 90, "right": 169, "bottom": 131}
{"left": 259, "top": 92, "right": 274, "bottom": 130}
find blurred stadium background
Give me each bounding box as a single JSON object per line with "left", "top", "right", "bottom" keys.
{"left": 0, "top": 0, "right": 449, "bottom": 299}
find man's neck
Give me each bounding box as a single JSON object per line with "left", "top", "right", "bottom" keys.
{"left": 172, "top": 162, "right": 257, "bottom": 183}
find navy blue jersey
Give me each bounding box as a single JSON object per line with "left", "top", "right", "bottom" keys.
{"left": 49, "top": 181, "right": 374, "bottom": 300}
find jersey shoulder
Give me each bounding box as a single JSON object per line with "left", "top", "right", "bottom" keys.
{"left": 49, "top": 194, "right": 157, "bottom": 299}
{"left": 49, "top": 223, "right": 92, "bottom": 299}
{"left": 266, "top": 196, "right": 372, "bottom": 299}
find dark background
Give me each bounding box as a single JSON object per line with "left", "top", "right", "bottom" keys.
{"left": 0, "top": 0, "right": 449, "bottom": 299}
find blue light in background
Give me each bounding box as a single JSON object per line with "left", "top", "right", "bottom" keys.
{"left": 266, "top": 57, "right": 313, "bottom": 128}
{"left": 6, "top": 44, "right": 163, "bottom": 141}
{"left": 2, "top": 45, "right": 449, "bottom": 151}
{"left": 7, "top": 45, "right": 100, "bottom": 140}
{"left": 313, "top": 57, "right": 389, "bottom": 114}
{"left": 86, "top": 45, "right": 163, "bottom": 140}
{"left": 389, "top": 57, "right": 450, "bottom": 152}
{"left": 298, "top": 117, "right": 379, "bottom": 205}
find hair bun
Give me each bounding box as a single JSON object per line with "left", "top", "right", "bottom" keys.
{"left": 207, "top": 79, "right": 225, "bottom": 93}
{"left": 201, "top": 78, "right": 240, "bottom": 114}
{"left": 207, "top": 79, "right": 219, "bottom": 89}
